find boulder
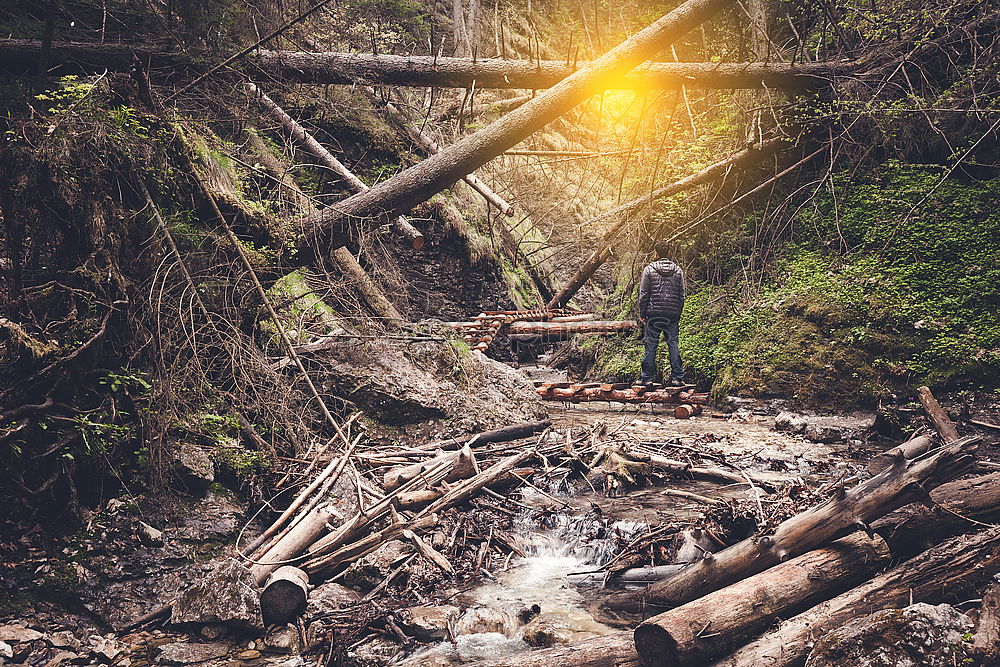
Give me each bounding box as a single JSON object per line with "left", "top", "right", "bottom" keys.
{"left": 170, "top": 559, "right": 264, "bottom": 631}
{"left": 305, "top": 581, "right": 360, "bottom": 617}
{"left": 518, "top": 614, "right": 573, "bottom": 648}
{"left": 0, "top": 626, "right": 43, "bottom": 643}
{"left": 137, "top": 521, "right": 165, "bottom": 547}
{"left": 804, "top": 423, "right": 845, "bottom": 444}
{"left": 398, "top": 606, "right": 460, "bottom": 642}
{"left": 805, "top": 602, "right": 972, "bottom": 667}
{"left": 454, "top": 607, "right": 517, "bottom": 637}
{"left": 774, "top": 411, "right": 808, "bottom": 434}
{"left": 156, "top": 641, "right": 230, "bottom": 665}
{"left": 173, "top": 443, "right": 214, "bottom": 493}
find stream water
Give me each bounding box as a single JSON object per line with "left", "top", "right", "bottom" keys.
{"left": 399, "top": 491, "right": 645, "bottom": 665}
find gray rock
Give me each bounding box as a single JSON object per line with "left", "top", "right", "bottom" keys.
{"left": 170, "top": 559, "right": 264, "bottom": 631}
{"left": 305, "top": 582, "right": 359, "bottom": 617}
{"left": 398, "top": 606, "right": 459, "bottom": 642}
{"left": 0, "top": 641, "right": 12, "bottom": 660}
{"left": 197, "top": 625, "right": 227, "bottom": 641}
{"left": 454, "top": 607, "right": 517, "bottom": 637}
{"left": 804, "top": 423, "right": 845, "bottom": 444}
{"left": 0, "top": 626, "right": 43, "bottom": 643}
{"left": 48, "top": 631, "right": 82, "bottom": 650}
{"left": 156, "top": 641, "right": 230, "bottom": 665}
{"left": 263, "top": 625, "right": 300, "bottom": 654}
{"left": 805, "top": 602, "right": 972, "bottom": 667}
{"left": 347, "top": 636, "right": 402, "bottom": 667}
{"left": 89, "top": 635, "right": 128, "bottom": 663}
{"left": 173, "top": 443, "right": 214, "bottom": 493}
{"left": 340, "top": 541, "right": 412, "bottom": 592}
{"left": 518, "top": 614, "right": 573, "bottom": 648}
{"left": 774, "top": 411, "right": 808, "bottom": 434}
{"left": 137, "top": 521, "right": 165, "bottom": 547}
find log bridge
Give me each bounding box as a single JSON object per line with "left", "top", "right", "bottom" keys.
{"left": 535, "top": 381, "right": 708, "bottom": 405}
{"left": 444, "top": 308, "right": 619, "bottom": 351}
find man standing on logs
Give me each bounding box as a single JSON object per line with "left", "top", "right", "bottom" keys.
{"left": 638, "top": 240, "right": 686, "bottom": 387}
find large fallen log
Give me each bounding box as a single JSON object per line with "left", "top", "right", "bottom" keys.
{"left": 866, "top": 433, "right": 933, "bottom": 474}
{"left": 632, "top": 533, "right": 891, "bottom": 666}
{"left": 547, "top": 138, "right": 782, "bottom": 309}
{"left": 302, "top": 0, "right": 736, "bottom": 245}
{"left": 242, "top": 130, "right": 406, "bottom": 327}
{"left": 254, "top": 51, "right": 851, "bottom": 89}
{"left": 383, "top": 445, "right": 478, "bottom": 491}
{"left": 715, "top": 527, "right": 1000, "bottom": 667}
{"left": 245, "top": 82, "right": 424, "bottom": 250}
{"left": 0, "top": 39, "right": 850, "bottom": 91}
{"left": 602, "top": 435, "right": 980, "bottom": 614}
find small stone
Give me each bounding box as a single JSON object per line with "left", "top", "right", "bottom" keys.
{"left": 48, "top": 631, "right": 81, "bottom": 650}
{"left": 198, "top": 625, "right": 228, "bottom": 641}
{"left": 157, "top": 642, "right": 230, "bottom": 665}
{"left": 398, "top": 606, "right": 459, "bottom": 642}
{"left": 170, "top": 559, "right": 263, "bottom": 631}
{"left": 92, "top": 635, "right": 128, "bottom": 663}
{"left": 0, "top": 625, "right": 44, "bottom": 643}
{"left": 173, "top": 443, "right": 214, "bottom": 493}
{"left": 0, "top": 642, "right": 12, "bottom": 659}
{"left": 137, "top": 521, "right": 165, "bottom": 547}
{"left": 43, "top": 649, "right": 78, "bottom": 667}
{"left": 236, "top": 649, "right": 261, "bottom": 660}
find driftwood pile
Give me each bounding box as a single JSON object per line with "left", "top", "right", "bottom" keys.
{"left": 478, "top": 386, "right": 1000, "bottom": 667}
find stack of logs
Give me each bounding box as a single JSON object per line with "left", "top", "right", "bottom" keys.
{"left": 535, "top": 382, "right": 708, "bottom": 412}
{"left": 443, "top": 309, "right": 631, "bottom": 352}
{"left": 479, "top": 385, "right": 1000, "bottom": 667}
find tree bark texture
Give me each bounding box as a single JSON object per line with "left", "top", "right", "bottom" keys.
{"left": 301, "top": 0, "right": 736, "bottom": 244}
{"left": 0, "top": 40, "right": 850, "bottom": 90}
{"left": 917, "top": 385, "right": 961, "bottom": 442}
{"left": 602, "top": 435, "right": 980, "bottom": 615}
{"left": 547, "top": 138, "right": 783, "bottom": 308}
{"left": 244, "top": 82, "right": 425, "bottom": 250}
{"left": 255, "top": 50, "right": 848, "bottom": 89}
{"left": 632, "top": 533, "right": 891, "bottom": 666}
{"left": 715, "top": 527, "right": 1000, "bottom": 667}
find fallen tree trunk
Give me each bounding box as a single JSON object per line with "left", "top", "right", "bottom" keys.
{"left": 260, "top": 566, "right": 309, "bottom": 625}
{"left": 602, "top": 435, "right": 980, "bottom": 615}
{"left": 254, "top": 50, "right": 850, "bottom": 89}
{"left": 715, "top": 527, "right": 1000, "bottom": 667}
{"left": 369, "top": 90, "right": 514, "bottom": 215}
{"left": 867, "top": 433, "right": 933, "bottom": 474}
{"left": 0, "top": 39, "right": 851, "bottom": 90}
{"left": 245, "top": 82, "right": 424, "bottom": 250}
{"left": 547, "top": 138, "right": 782, "bottom": 308}
{"left": 302, "top": 0, "right": 736, "bottom": 244}
{"left": 427, "top": 419, "right": 551, "bottom": 450}
{"left": 633, "top": 533, "right": 891, "bottom": 666}
{"left": 243, "top": 129, "right": 406, "bottom": 327}
{"left": 917, "top": 385, "right": 960, "bottom": 442}
{"left": 383, "top": 445, "right": 478, "bottom": 491}
{"left": 974, "top": 582, "right": 1000, "bottom": 662}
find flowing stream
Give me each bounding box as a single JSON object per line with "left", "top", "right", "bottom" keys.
{"left": 400, "top": 490, "right": 645, "bottom": 664}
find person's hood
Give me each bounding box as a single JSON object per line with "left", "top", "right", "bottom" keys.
{"left": 650, "top": 258, "right": 680, "bottom": 276}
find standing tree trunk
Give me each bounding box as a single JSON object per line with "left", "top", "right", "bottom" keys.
{"left": 301, "top": 0, "right": 736, "bottom": 247}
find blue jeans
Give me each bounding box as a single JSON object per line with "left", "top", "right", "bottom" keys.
{"left": 641, "top": 316, "right": 683, "bottom": 383}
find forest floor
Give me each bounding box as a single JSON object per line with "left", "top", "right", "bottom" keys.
{"left": 8, "top": 356, "right": 993, "bottom": 667}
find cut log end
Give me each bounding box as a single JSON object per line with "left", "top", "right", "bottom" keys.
{"left": 260, "top": 565, "right": 309, "bottom": 625}
{"left": 633, "top": 624, "right": 680, "bottom": 667}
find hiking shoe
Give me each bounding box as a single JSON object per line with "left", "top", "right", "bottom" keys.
{"left": 668, "top": 379, "right": 685, "bottom": 387}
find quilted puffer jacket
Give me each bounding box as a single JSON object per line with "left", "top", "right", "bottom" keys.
{"left": 638, "top": 259, "right": 685, "bottom": 319}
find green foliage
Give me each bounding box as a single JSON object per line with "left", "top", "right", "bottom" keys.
{"left": 662, "top": 163, "right": 1000, "bottom": 404}
{"left": 211, "top": 445, "right": 271, "bottom": 478}
{"left": 100, "top": 369, "right": 152, "bottom": 395}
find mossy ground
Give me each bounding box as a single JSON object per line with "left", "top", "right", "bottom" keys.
{"left": 590, "top": 163, "right": 1000, "bottom": 407}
